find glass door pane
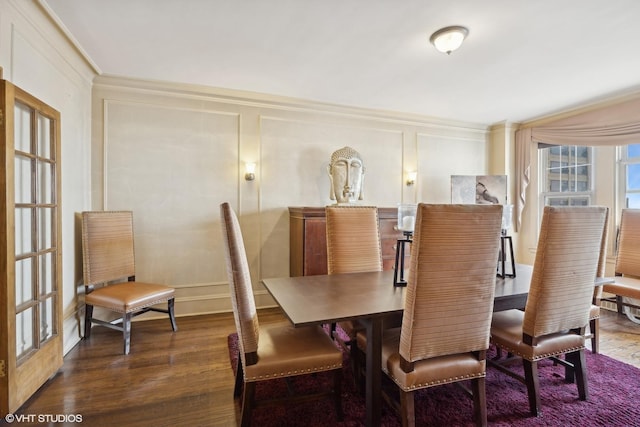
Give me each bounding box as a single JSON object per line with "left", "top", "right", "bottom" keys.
{"left": 13, "top": 103, "right": 60, "bottom": 359}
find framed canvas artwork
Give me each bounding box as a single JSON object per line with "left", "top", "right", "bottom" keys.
{"left": 451, "top": 175, "right": 507, "bottom": 205}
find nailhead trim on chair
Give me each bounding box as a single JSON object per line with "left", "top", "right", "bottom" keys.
{"left": 383, "top": 370, "right": 486, "bottom": 391}
{"left": 493, "top": 344, "right": 585, "bottom": 362}
{"left": 245, "top": 362, "right": 344, "bottom": 381}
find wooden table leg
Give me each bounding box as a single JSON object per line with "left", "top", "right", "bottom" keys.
{"left": 365, "top": 316, "right": 383, "bottom": 427}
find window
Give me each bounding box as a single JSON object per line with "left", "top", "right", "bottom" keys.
{"left": 540, "top": 145, "right": 593, "bottom": 206}
{"left": 621, "top": 143, "right": 640, "bottom": 208}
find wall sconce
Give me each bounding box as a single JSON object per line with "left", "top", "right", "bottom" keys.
{"left": 244, "top": 162, "right": 256, "bottom": 181}
{"left": 406, "top": 171, "right": 417, "bottom": 186}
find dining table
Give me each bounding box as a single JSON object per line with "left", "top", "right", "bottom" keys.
{"left": 261, "top": 264, "right": 611, "bottom": 427}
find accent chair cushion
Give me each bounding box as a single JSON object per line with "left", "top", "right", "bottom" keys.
{"left": 491, "top": 310, "right": 585, "bottom": 361}
{"left": 381, "top": 328, "right": 485, "bottom": 392}
{"left": 243, "top": 322, "right": 343, "bottom": 382}
{"left": 85, "top": 282, "right": 175, "bottom": 313}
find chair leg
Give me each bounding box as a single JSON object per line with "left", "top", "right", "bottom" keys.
{"left": 123, "top": 312, "right": 132, "bottom": 355}
{"left": 240, "top": 381, "right": 256, "bottom": 427}
{"left": 84, "top": 304, "right": 94, "bottom": 339}
{"left": 566, "top": 349, "right": 589, "bottom": 401}
{"left": 399, "top": 390, "right": 415, "bottom": 427}
{"left": 472, "top": 377, "right": 487, "bottom": 427}
{"left": 349, "top": 342, "right": 361, "bottom": 390}
{"left": 523, "top": 359, "right": 541, "bottom": 417}
{"left": 168, "top": 298, "right": 178, "bottom": 331}
{"left": 616, "top": 295, "right": 624, "bottom": 314}
{"left": 590, "top": 317, "right": 599, "bottom": 353}
{"left": 234, "top": 352, "right": 244, "bottom": 398}
{"left": 333, "top": 368, "right": 344, "bottom": 421}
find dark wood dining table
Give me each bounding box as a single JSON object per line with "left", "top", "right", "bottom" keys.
{"left": 261, "top": 264, "right": 610, "bottom": 427}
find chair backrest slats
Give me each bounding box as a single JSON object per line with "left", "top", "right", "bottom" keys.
{"left": 615, "top": 209, "right": 640, "bottom": 278}
{"left": 220, "top": 203, "right": 260, "bottom": 364}
{"left": 399, "top": 204, "right": 502, "bottom": 362}
{"left": 81, "top": 211, "right": 136, "bottom": 286}
{"left": 523, "top": 206, "right": 608, "bottom": 337}
{"left": 325, "top": 205, "right": 383, "bottom": 274}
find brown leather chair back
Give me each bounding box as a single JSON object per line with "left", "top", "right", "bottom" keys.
{"left": 399, "top": 203, "right": 502, "bottom": 362}
{"left": 81, "top": 211, "right": 136, "bottom": 285}
{"left": 523, "top": 206, "right": 608, "bottom": 338}
{"left": 220, "top": 202, "right": 260, "bottom": 365}
{"left": 325, "top": 205, "right": 383, "bottom": 274}
{"left": 615, "top": 208, "right": 640, "bottom": 278}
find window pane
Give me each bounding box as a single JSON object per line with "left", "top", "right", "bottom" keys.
{"left": 14, "top": 103, "right": 32, "bottom": 153}
{"left": 38, "top": 207, "right": 53, "bottom": 250}
{"left": 627, "top": 164, "right": 640, "bottom": 191}
{"left": 543, "top": 145, "right": 591, "bottom": 194}
{"left": 40, "top": 297, "right": 55, "bottom": 342}
{"left": 15, "top": 207, "right": 33, "bottom": 255}
{"left": 15, "top": 258, "right": 33, "bottom": 306}
{"left": 37, "top": 114, "right": 52, "bottom": 160}
{"left": 39, "top": 252, "right": 54, "bottom": 295}
{"left": 14, "top": 155, "right": 32, "bottom": 204}
{"left": 16, "top": 307, "right": 35, "bottom": 359}
{"left": 37, "top": 160, "right": 53, "bottom": 204}
{"left": 628, "top": 143, "right": 640, "bottom": 159}
{"left": 626, "top": 193, "right": 640, "bottom": 209}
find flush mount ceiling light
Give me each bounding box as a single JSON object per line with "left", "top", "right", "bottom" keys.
{"left": 429, "top": 26, "right": 469, "bottom": 55}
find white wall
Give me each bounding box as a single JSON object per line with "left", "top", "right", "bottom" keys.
{"left": 2, "top": 0, "right": 95, "bottom": 354}
{"left": 91, "top": 76, "right": 491, "bottom": 317}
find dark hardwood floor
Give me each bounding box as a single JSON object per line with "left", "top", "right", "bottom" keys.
{"left": 10, "top": 308, "right": 640, "bottom": 427}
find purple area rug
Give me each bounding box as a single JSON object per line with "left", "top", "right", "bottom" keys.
{"left": 227, "top": 331, "right": 640, "bottom": 426}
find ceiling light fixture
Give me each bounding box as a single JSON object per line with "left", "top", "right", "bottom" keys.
{"left": 429, "top": 26, "right": 469, "bottom": 55}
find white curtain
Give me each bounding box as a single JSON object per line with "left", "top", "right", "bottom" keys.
{"left": 515, "top": 96, "right": 640, "bottom": 230}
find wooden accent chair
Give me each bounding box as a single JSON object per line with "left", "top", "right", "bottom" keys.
{"left": 325, "top": 205, "right": 384, "bottom": 386}
{"left": 220, "top": 202, "right": 343, "bottom": 427}
{"left": 378, "top": 204, "right": 503, "bottom": 427}
{"left": 602, "top": 209, "right": 640, "bottom": 323}
{"left": 81, "top": 211, "right": 177, "bottom": 355}
{"left": 489, "top": 206, "right": 608, "bottom": 417}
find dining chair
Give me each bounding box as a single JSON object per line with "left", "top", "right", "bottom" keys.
{"left": 325, "top": 205, "right": 403, "bottom": 389}
{"left": 586, "top": 209, "right": 609, "bottom": 353}
{"left": 81, "top": 211, "right": 177, "bottom": 355}
{"left": 377, "top": 203, "right": 503, "bottom": 427}
{"left": 220, "top": 202, "right": 343, "bottom": 427}
{"left": 602, "top": 209, "right": 640, "bottom": 323}
{"left": 325, "top": 205, "right": 386, "bottom": 387}
{"left": 489, "top": 206, "right": 608, "bottom": 417}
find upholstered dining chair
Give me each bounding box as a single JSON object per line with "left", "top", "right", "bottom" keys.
{"left": 325, "top": 205, "right": 384, "bottom": 386}
{"left": 602, "top": 209, "right": 640, "bottom": 323}
{"left": 377, "top": 203, "right": 503, "bottom": 427}
{"left": 81, "top": 211, "right": 177, "bottom": 355}
{"left": 586, "top": 209, "right": 609, "bottom": 353}
{"left": 220, "top": 202, "right": 343, "bottom": 427}
{"left": 489, "top": 206, "right": 608, "bottom": 417}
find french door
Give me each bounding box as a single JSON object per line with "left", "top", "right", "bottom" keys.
{"left": 0, "top": 80, "right": 63, "bottom": 416}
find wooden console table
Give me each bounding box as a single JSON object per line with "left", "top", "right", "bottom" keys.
{"left": 288, "top": 206, "right": 406, "bottom": 277}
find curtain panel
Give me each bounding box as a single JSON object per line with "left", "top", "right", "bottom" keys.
{"left": 515, "top": 96, "right": 640, "bottom": 230}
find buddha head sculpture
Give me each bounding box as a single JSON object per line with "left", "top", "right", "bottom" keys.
{"left": 327, "top": 146, "right": 365, "bottom": 204}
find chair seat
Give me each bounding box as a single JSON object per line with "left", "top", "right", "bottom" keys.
{"left": 603, "top": 276, "right": 640, "bottom": 300}
{"left": 380, "top": 328, "right": 485, "bottom": 391}
{"left": 491, "top": 310, "right": 585, "bottom": 361}
{"left": 243, "top": 321, "right": 343, "bottom": 382}
{"left": 589, "top": 304, "right": 599, "bottom": 321}
{"left": 85, "top": 282, "right": 175, "bottom": 313}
